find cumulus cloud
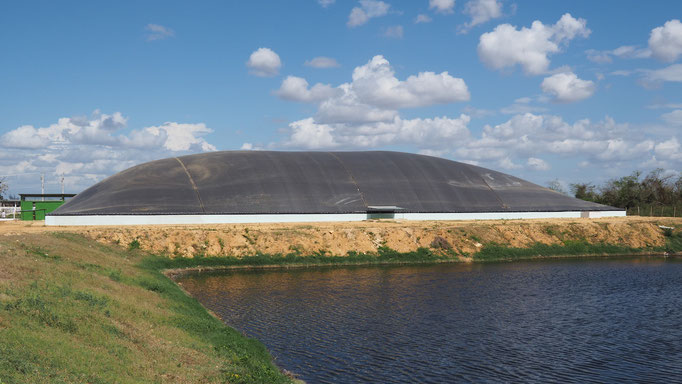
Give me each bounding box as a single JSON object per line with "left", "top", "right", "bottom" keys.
{"left": 274, "top": 76, "right": 340, "bottom": 103}
{"left": 277, "top": 55, "right": 469, "bottom": 116}
{"left": 274, "top": 56, "right": 471, "bottom": 151}
{"left": 271, "top": 56, "right": 681, "bottom": 174}
{"left": 145, "top": 24, "right": 174, "bottom": 41}
{"left": 649, "top": 19, "right": 682, "bottom": 62}
{"left": 654, "top": 138, "right": 682, "bottom": 161}
{"left": 347, "top": 0, "right": 390, "bottom": 27}
{"left": 662, "top": 109, "right": 682, "bottom": 126}
{"left": 284, "top": 115, "right": 471, "bottom": 150}
{"left": 0, "top": 111, "right": 217, "bottom": 193}
{"left": 304, "top": 57, "right": 340, "bottom": 68}
{"left": 541, "top": 72, "right": 596, "bottom": 102}
{"left": 349, "top": 55, "right": 470, "bottom": 109}
{"left": 384, "top": 25, "right": 404, "bottom": 38}
{"left": 246, "top": 47, "right": 282, "bottom": 77}
{"left": 1, "top": 111, "right": 127, "bottom": 149}
{"left": 429, "top": 0, "right": 455, "bottom": 14}
{"left": 478, "top": 13, "right": 590, "bottom": 75}
{"left": 527, "top": 157, "right": 550, "bottom": 171}
{"left": 239, "top": 142, "right": 264, "bottom": 151}
{"left": 415, "top": 14, "right": 432, "bottom": 24}
{"left": 453, "top": 113, "right": 678, "bottom": 171}
{"left": 459, "top": 0, "right": 502, "bottom": 33}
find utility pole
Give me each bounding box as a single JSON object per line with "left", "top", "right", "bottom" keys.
{"left": 41, "top": 173, "right": 45, "bottom": 201}
{"left": 60, "top": 175, "right": 64, "bottom": 195}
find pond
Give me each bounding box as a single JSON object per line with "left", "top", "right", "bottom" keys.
{"left": 176, "top": 257, "right": 682, "bottom": 383}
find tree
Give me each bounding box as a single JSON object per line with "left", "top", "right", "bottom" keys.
{"left": 570, "top": 183, "right": 598, "bottom": 202}
{"left": 0, "top": 177, "right": 7, "bottom": 200}
{"left": 546, "top": 179, "right": 567, "bottom": 195}
{"left": 599, "top": 171, "right": 642, "bottom": 208}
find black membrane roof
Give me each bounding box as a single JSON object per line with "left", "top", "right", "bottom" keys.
{"left": 50, "top": 151, "right": 619, "bottom": 216}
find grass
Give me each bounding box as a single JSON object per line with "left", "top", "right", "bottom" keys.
{"left": 0, "top": 232, "right": 293, "bottom": 384}
{"left": 658, "top": 229, "right": 682, "bottom": 254}
{"left": 472, "top": 227, "right": 682, "bottom": 261}
{"left": 473, "top": 240, "right": 643, "bottom": 261}
{"left": 145, "top": 246, "right": 451, "bottom": 272}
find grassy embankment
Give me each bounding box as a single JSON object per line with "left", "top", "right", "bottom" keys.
{"left": 0, "top": 232, "right": 294, "bottom": 384}
{"left": 1, "top": 223, "right": 681, "bottom": 383}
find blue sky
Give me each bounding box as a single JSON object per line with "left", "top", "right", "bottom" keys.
{"left": 1, "top": 0, "right": 681, "bottom": 196}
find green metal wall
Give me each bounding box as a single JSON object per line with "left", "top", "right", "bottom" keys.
{"left": 20, "top": 201, "right": 66, "bottom": 221}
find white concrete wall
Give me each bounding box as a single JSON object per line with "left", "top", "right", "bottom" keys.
{"left": 45, "top": 210, "right": 626, "bottom": 226}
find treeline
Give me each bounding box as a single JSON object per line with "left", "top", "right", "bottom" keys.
{"left": 569, "top": 169, "right": 682, "bottom": 214}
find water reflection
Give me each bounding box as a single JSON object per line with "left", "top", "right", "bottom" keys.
{"left": 177, "top": 257, "right": 682, "bottom": 383}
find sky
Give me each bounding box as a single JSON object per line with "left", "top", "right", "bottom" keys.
{"left": 1, "top": 0, "right": 682, "bottom": 196}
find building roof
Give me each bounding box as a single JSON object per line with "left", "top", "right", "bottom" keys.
{"left": 50, "top": 151, "right": 618, "bottom": 216}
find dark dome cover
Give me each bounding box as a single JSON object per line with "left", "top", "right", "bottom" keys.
{"left": 51, "top": 151, "right": 617, "bottom": 215}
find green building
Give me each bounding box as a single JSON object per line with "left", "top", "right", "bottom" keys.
{"left": 20, "top": 194, "right": 75, "bottom": 221}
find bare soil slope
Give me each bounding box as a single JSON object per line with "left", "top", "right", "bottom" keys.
{"left": 4, "top": 217, "right": 679, "bottom": 259}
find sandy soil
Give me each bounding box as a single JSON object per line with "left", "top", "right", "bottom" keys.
{"left": 2, "top": 216, "right": 680, "bottom": 259}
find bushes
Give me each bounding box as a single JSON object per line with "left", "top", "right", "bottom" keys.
{"left": 570, "top": 169, "right": 682, "bottom": 213}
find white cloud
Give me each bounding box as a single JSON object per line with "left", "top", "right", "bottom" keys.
{"left": 498, "top": 157, "right": 521, "bottom": 170}
{"left": 647, "top": 102, "right": 682, "bottom": 109}
{"left": 304, "top": 57, "right": 340, "bottom": 68}
{"left": 541, "top": 72, "right": 596, "bottom": 102}
{"left": 643, "top": 64, "right": 682, "bottom": 83}
{"left": 317, "top": 0, "right": 335, "bottom": 7}
{"left": 277, "top": 55, "right": 469, "bottom": 125}
{"left": 347, "top": 0, "right": 390, "bottom": 27}
{"left": 349, "top": 55, "right": 470, "bottom": 109}
{"left": 478, "top": 13, "right": 590, "bottom": 75}
{"left": 384, "top": 25, "right": 404, "bottom": 38}
{"left": 274, "top": 76, "right": 340, "bottom": 103}
{"left": 612, "top": 45, "right": 651, "bottom": 58}
{"left": 649, "top": 19, "right": 682, "bottom": 62}
{"left": 415, "top": 14, "right": 432, "bottom": 24}
{"left": 246, "top": 47, "right": 282, "bottom": 77}
{"left": 0, "top": 111, "right": 217, "bottom": 193}
{"left": 1, "top": 111, "right": 127, "bottom": 149}
{"left": 1, "top": 125, "right": 51, "bottom": 149}
{"left": 661, "top": 109, "right": 682, "bottom": 126}
{"left": 654, "top": 138, "right": 682, "bottom": 161}
{"left": 459, "top": 0, "right": 502, "bottom": 33}
{"left": 284, "top": 115, "right": 471, "bottom": 149}
{"left": 454, "top": 113, "right": 668, "bottom": 169}
{"left": 429, "top": 0, "right": 455, "bottom": 14}
{"left": 586, "top": 45, "right": 651, "bottom": 64}
{"left": 500, "top": 98, "right": 548, "bottom": 115}
{"left": 285, "top": 118, "right": 338, "bottom": 148}
{"left": 527, "top": 157, "right": 550, "bottom": 171}
{"left": 240, "top": 143, "right": 263, "bottom": 150}
{"left": 274, "top": 56, "right": 471, "bottom": 151}
{"left": 136, "top": 122, "right": 216, "bottom": 152}
{"left": 145, "top": 24, "right": 174, "bottom": 41}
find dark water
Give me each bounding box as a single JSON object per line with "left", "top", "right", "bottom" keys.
{"left": 176, "top": 258, "right": 682, "bottom": 383}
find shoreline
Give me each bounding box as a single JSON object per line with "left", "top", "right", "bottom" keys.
{"left": 162, "top": 251, "right": 680, "bottom": 280}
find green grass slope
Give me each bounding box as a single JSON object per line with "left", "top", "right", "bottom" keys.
{"left": 0, "top": 232, "right": 292, "bottom": 384}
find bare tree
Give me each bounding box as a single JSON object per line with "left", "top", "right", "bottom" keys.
{"left": 546, "top": 179, "right": 567, "bottom": 195}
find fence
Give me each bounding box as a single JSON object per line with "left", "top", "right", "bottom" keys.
{"left": 0, "top": 207, "right": 50, "bottom": 221}
{"left": 0, "top": 206, "right": 20, "bottom": 220}
{"left": 625, "top": 204, "right": 682, "bottom": 217}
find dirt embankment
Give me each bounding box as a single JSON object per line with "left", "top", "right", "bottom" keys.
{"left": 3, "top": 217, "right": 675, "bottom": 259}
